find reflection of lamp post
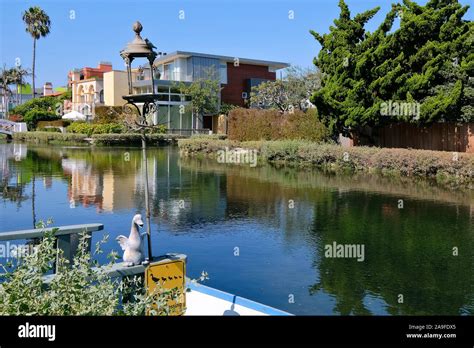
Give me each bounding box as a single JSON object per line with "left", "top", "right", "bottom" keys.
{"left": 120, "top": 21, "right": 159, "bottom": 263}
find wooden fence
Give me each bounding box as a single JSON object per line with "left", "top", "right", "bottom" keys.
{"left": 353, "top": 123, "right": 474, "bottom": 153}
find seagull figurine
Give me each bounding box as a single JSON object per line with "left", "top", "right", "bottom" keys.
{"left": 116, "top": 214, "right": 146, "bottom": 266}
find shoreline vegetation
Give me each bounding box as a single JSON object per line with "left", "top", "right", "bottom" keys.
{"left": 5, "top": 132, "right": 473, "bottom": 188}
{"left": 179, "top": 156, "right": 473, "bottom": 206}
{"left": 11, "top": 131, "right": 187, "bottom": 146}
{"left": 178, "top": 138, "right": 474, "bottom": 189}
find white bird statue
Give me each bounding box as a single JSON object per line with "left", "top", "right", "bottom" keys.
{"left": 116, "top": 214, "right": 145, "bottom": 266}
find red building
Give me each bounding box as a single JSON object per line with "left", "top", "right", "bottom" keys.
{"left": 222, "top": 62, "right": 279, "bottom": 107}
{"left": 153, "top": 51, "right": 288, "bottom": 107}
{"left": 152, "top": 51, "right": 289, "bottom": 131}
{"left": 68, "top": 62, "right": 113, "bottom": 87}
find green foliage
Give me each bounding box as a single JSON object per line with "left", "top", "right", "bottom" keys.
{"left": 144, "top": 124, "right": 167, "bottom": 134}
{"left": 219, "top": 103, "right": 238, "bottom": 116}
{"left": 176, "top": 68, "right": 220, "bottom": 120}
{"left": 22, "top": 6, "right": 51, "bottom": 99}
{"left": 310, "top": 0, "right": 473, "bottom": 137}
{"left": 93, "top": 106, "right": 125, "bottom": 124}
{"left": 0, "top": 220, "right": 183, "bottom": 315}
{"left": 67, "top": 122, "right": 125, "bottom": 136}
{"left": 178, "top": 138, "right": 474, "bottom": 186}
{"left": 22, "top": 6, "right": 51, "bottom": 40}
{"left": 11, "top": 96, "right": 60, "bottom": 117}
{"left": 250, "top": 66, "right": 322, "bottom": 112}
{"left": 37, "top": 119, "right": 70, "bottom": 128}
{"left": 37, "top": 127, "right": 61, "bottom": 133}
{"left": 12, "top": 132, "right": 185, "bottom": 146}
{"left": 24, "top": 108, "right": 60, "bottom": 129}
{"left": 228, "top": 108, "right": 329, "bottom": 142}
{"left": 13, "top": 131, "right": 88, "bottom": 144}
{"left": 0, "top": 65, "right": 18, "bottom": 117}
{"left": 91, "top": 133, "right": 184, "bottom": 146}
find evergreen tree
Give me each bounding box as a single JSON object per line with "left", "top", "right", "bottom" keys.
{"left": 310, "top": 0, "right": 473, "bottom": 138}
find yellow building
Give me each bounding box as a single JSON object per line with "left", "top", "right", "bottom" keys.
{"left": 103, "top": 70, "right": 129, "bottom": 107}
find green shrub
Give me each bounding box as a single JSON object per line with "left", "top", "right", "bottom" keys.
{"left": 178, "top": 138, "right": 474, "bottom": 187}
{"left": 11, "top": 96, "right": 60, "bottom": 117}
{"left": 0, "top": 220, "right": 200, "bottom": 315}
{"left": 228, "top": 108, "right": 329, "bottom": 142}
{"left": 24, "top": 109, "right": 61, "bottom": 129}
{"left": 93, "top": 106, "right": 125, "bottom": 124}
{"left": 37, "top": 119, "right": 70, "bottom": 129}
{"left": 280, "top": 109, "right": 329, "bottom": 142}
{"left": 145, "top": 124, "right": 167, "bottom": 134}
{"left": 37, "top": 127, "right": 62, "bottom": 133}
{"left": 92, "top": 133, "right": 185, "bottom": 146}
{"left": 13, "top": 131, "right": 88, "bottom": 144}
{"left": 67, "top": 122, "right": 125, "bottom": 136}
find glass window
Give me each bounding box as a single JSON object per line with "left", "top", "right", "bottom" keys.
{"left": 156, "top": 105, "right": 169, "bottom": 127}
{"left": 220, "top": 63, "right": 227, "bottom": 84}
{"left": 169, "top": 105, "right": 181, "bottom": 129}
{"left": 180, "top": 107, "right": 192, "bottom": 129}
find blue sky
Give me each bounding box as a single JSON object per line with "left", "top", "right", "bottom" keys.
{"left": 1, "top": 0, "right": 472, "bottom": 88}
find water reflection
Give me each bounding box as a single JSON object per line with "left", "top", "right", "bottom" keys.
{"left": 0, "top": 144, "right": 473, "bottom": 315}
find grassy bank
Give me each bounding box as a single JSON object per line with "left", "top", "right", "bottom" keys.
{"left": 12, "top": 132, "right": 186, "bottom": 146}
{"left": 178, "top": 138, "right": 474, "bottom": 188}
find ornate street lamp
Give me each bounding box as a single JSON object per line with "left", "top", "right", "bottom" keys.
{"left": 120, "top": 21, "right": 160, "bottom": 263}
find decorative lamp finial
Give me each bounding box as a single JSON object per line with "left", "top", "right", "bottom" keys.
{"left": 133, "top": 21, "right": 143, "bottom": 36}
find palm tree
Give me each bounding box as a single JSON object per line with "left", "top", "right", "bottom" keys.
{"left": 0, "top": 66, "right": 15, "bottom": 118}
{"left": 22, "top": 6, "right": 51, "bottom": 99}
{"left": 11, "top": 66, "right": 31, "bottom": 105}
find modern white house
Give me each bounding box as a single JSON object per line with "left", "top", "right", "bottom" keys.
{"left": 73, "top": 52, "right": 288, "bottom": 133}
{"left": 133, "top": 51, "right": 289, "bottom": 132}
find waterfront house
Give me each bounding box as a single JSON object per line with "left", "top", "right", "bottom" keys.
{"left": 100, "top": 52, "right": 289, "bottom": 133}
{"left": 69, "top": 62, "right": 112, "bottom": 116}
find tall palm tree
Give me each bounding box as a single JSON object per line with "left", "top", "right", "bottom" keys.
{"left": 11, "top": 66, "right": 31, "bottom": 105}
{"left": 0, "top": 66, "right": 15, "bottom": 118}
{"left": 22, "top": 6, "right": 51, "bottom": 99}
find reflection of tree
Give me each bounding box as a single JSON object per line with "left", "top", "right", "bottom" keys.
{"left": 180, "top": 156, "right": 474, "bottom": 315}
{"left": 0, "top": 180, "right": 28, "bottom": 206}
{"left": 9, "top": 149, "right": 64, "bottom": 184}
{"left": 144, "top": 149, "right": 226, "bottom": 227}
{"left": 309, "top": 194, "right": 474, "bottom": 315}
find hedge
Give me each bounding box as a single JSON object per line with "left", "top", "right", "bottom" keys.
{"left": 178, "top": 138, "right": 474, "bottom": 187}
{"left": 24, "top": 109, "right": 61, "bottom": 129}
{"left": 37, "top": 120, "right": 71, "bottom": 129}
{"left": 91, "top": 133, "right": 186, "bottom": 146}
{"left": 13, "top": 131, "right": 88, "bottom": 144}
{"left": 228, "top": 108, "right": 329, "bottom": 142}
{"left": 92, "top": 106, "right": 125, "bottom": 124}
{"left": 67, "top": 122, "right": 125, "bottom": 136}
{"left": 12, "top": 132, "right": 186, "bottom": 146}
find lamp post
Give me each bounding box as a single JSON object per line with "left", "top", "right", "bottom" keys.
{"left": 120, "top": 21, "right": 160, "bottom": 263}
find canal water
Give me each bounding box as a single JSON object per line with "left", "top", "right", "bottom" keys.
{"left": 0, "top": 143, "right": 473, "bottom": 315}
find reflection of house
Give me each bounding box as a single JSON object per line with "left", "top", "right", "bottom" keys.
{"left": 69, "top": 62, "right": 112, "bottom": 116}
{"left": 62, "top": 158, "right": 103, "bottom": 210}
{"left": 0, "top": 143, "right": 27, "bottom": 180}
{"left": 61, "top": 157, "right": 137, "bottom": 212}
{"left": 102, "top": 172, "right": 136, "bottom": 212}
